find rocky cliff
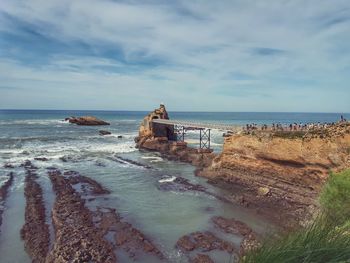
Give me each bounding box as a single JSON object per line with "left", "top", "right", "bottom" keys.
{"left": 199, "top": 122, "right": 350, "bottom": 226}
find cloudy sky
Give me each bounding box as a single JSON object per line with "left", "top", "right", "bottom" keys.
{"left": 0, "top": 0, "right": 349, "bottom": 112}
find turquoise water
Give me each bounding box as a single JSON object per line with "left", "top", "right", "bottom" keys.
{"left": 0, "top": 110, "right": 348, "bottom": 262}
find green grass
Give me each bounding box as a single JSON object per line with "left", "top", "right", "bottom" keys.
{"left": 240, "top": 169, "right": 350, "bottom": 263}
{"left": 320, "top": 169, "right": 350, "bottom": 223}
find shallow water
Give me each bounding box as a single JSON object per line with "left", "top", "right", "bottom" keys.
{"left": 0, "top": 110, "right": 347, "bottom": 262}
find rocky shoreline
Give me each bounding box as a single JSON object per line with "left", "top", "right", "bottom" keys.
{"left": 8, "top": 159, "right": 166, "bottom": 262}
{"left": 135, "top": 105, "right": 350, "bottom": 230}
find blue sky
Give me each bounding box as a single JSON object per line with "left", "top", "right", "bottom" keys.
{"left": 0, "top": 0, "right": 349, "bottom": 112}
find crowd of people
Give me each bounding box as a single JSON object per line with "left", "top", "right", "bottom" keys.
{"left": 243, "top": 115, "right": 347, "bottom": 132}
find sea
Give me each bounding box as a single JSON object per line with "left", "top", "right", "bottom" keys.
{"left": 0, "top": 110, "right": 349, "bottom": 263}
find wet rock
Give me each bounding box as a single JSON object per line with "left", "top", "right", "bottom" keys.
{"left": 46, "top": 169, "right": 163, "bottom": 262}
{"left": 3, "top": 163, "right": 15, "bottom": 169}
{"left": 158, "top": 176, "right": 206, "bottom": 193}
{"left": 59, "top": 155, "right": 80, "bottom": 163}
{"left": 67, "top": 116, "right": 110, "bottom": 126}
{"left": 99, "top": 130, "right": 112, "bottom": 136}
{"left": 0, "top": 172, "right": 14, "bottom": 228}
{"left": 212, "top": 216, "right": 260, "bottom": 254}
{"left": 95, "top": 162, "right": 106, "bottom": 167}
{"left": 94, "top": 207, "right": 164, "bottom": 260}
{"left": 20, "top": 160, "right": 38, "bottom": 170}
{"left": 46, "top": 166, "right": 58, "bottom": 171}
{"left": 110, "top": 156, "right": 152, "bottom": 169}
{"left": 117, "top": 135, "right": 123, "bottom": 139}
{"left": 212, "top": 216, "right": 254, "bottom": 237}
{"left": 46, "top": 170, "right": 116, "bottom": 263}
{"left": 63, "top": 171, "right": 110, "bottom": 195}
{"left": 34, "top": 157, "right": 49, "bottom": 161}
{"left": 20, "top": 173, "right": 50, "bottom": 262}
{"left": 191, "top": 254, "right": 214, "bottom": 263}
{"left": 176, "top": 231, "right": 235, "bottom": 253}
{"left": 176, "top": 236, "right": 196, "bottom": 251}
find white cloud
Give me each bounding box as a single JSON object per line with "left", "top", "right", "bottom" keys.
{"left": 0, "top": 0, "right": 349, "bottom": 112}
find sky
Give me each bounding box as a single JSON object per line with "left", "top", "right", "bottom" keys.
{"left": 0, "top": 0, "right": 349, "bottom": 112}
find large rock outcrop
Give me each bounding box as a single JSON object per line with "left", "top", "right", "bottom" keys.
{"left": 66, "top": 116, "right": 110, "bottom": 126}
{"left": 199, "top": 122, "right": 350, "bottom": 226}
{"left": 135, "top": 104, "right": 215, "bottom": 167}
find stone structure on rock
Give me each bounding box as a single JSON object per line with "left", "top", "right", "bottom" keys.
{"left": 137, "top": 104, "right": 174, "bottom": 140}
{"left": 135, "top": 104, "right": 215, "bottom": 168}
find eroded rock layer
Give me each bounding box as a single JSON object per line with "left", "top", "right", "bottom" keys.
{"left": 21, "top": 169, "right": 50, "bottom": 263}
{"left": 93, "top": 207, "right": 164, "bottom": 260}
{"left": 43, "top": 169, "right": 163, "bottom": 262}
{"left": 200, "top": 122, "right": 350, "bottom": 226}
{"left": 47, "top": 170, "right": 116, "bottom": 263}
{"left": 0, "top": 172, "right": 14, "bottom": 228}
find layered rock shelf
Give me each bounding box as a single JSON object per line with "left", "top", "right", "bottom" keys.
{"left": 0, "top": 172, "right": 14, "bottom": 229}
{"left": 47, "top": 170, "right": 116, "bottom": 262}
{"left": 21, "top": 166, "right": 50, "bottom": 263}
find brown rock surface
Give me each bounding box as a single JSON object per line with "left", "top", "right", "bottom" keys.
{"left": 135, "top": 105, "right": 215, "bottom": 168}
{"left": 45, "top": 169, "right": 163, "bottom": 262}
{"left": 20, "top": 170, "right": 50, "bottom": 263}
{"left": 191, "top": 254, "right": 214, "bottom": 263}
{"left": 46, "top": 170, "right": 116, "bottom": 263}
{"left": 0, "top": 172, "right": 14, "bottom": 228}
{"left": 67, "top": 116, "right": 110, "bottom": 126}
{"left": 212, "top": 216, "right": 260, "bottom": 254}
{"left": 199, "top": 122, "right": 350, "bottom": 226}
{"left": 176, "top": 231, "right": 235, "bottom": 253}
{"left": 93, "top": 207, "right": 164, "bottom": 260}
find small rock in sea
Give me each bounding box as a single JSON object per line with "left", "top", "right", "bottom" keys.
{"left": 4, "top": 163, "right": 15, "bottom": 169}
{"left": 67, "top": 116, "right": 110, "bottom": 126}
{"left": 117, "top": 135, "right": 123, "bottom": 139}
{"left": 99, "top": 130, "right": 112, "bottom": 136}
{"left": 34, "top": 157, "right": 49, "bottom": 161}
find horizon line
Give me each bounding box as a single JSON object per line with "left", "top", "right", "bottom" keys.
{"left": 0, "top": 108, "right": 349, "bottom": 115}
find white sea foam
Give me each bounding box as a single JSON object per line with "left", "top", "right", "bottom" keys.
{"left": 0, "top": 119, "right": 65, "bottom": 125}
{"left": 141, "top": 156, "right": 163, "bottom": 162}
{"left": 158, "top": 176, "right": 176, "bottom": 183}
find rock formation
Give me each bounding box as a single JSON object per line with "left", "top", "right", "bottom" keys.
{"left": 0, "top": 172, "right": 14, "bottom": 229}
{"left": 66, "top": 116, "right": 110, "bottom": 126}
{"left": 199, "top": 122, "right": 350, "bottom": 226}
{"left": 99, "top": 130, "right": 112, "bottom": 136}
{"left": 135, "top": 104, "right": 215, "bottom": 167}
{"left": 21, "top": 168, "right": 50, "bottom": 263}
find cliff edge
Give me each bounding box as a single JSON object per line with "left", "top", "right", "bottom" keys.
{"left": 199, "top": 122, "right": 350, "bottom": 226}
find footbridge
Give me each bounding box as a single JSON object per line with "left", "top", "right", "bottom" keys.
{"left": 151, "top": 119, "right": 241, "bottom": 150}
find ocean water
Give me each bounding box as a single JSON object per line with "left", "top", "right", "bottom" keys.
{"left": 0, "top": 110, "right": 348, "bottom": 263}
